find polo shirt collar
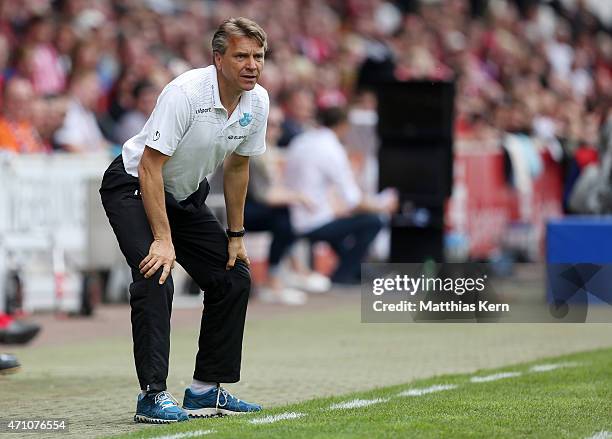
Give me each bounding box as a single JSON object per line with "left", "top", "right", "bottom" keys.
{"left": 238, "top": 88, "right": 252, "bottom": 115}
{"left": 211, "top": 67, "right": 224, "bottom": 110}
{"left": 211, "top": 66, "right": 253, "bottom": 120}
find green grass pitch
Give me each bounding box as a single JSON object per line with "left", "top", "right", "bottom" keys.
{"left": 112, "top": 348, "right": 612, "bottom": 439}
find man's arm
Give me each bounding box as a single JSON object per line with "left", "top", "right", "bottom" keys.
{"left": 353, "top": 194, "right": 398, "bottom": 215}
{"left": 223, "top": 152, "right": 250, "bottom": 269}
{"left": 323, "top": 144, "right": 398, "bottom": 216}
{"left": 137, "top": 146, "right": 175, "bottom": 284}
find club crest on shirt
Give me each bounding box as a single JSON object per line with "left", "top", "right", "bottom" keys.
{"left": 239, "top": 113, "right": 253, "bottom": 127}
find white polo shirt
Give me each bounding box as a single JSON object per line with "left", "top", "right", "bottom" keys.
{"left": 285, "top": 127, "right": 362, "bottom": 234}
{"left": 122, "top": 65, "right": 269, "bottom": 201}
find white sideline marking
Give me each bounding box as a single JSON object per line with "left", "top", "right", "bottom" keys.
{"left": 530, "top": 362, "right": 579, "bottom": 372}
{"left": 586, "top": 431, "right": 612, "bottom": 439}
{"left": 470, "top": 372, "right": 522, "bottom": 383}
{"left": 398, "top": 384, "right": 458, "bottom": 396}
{"left": 329, "top": 398, "right": 389, "bottom": 410}
{"left": 249, "top": 412, "right": 305, "bottom": 424}
{"left": 152, "top": 430, "right": 215, "bottom": 439}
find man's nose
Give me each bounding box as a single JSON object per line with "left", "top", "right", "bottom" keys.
{"left": 245, "top": 56, "right": 257, "bottom": 69}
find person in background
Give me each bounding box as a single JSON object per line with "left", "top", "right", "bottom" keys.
{"left": 286, "top": 106, "right": 398, "bottom": 285}
{"left": 0, "top": 77, "right": 47, "bottom": 153}
{"left": 114, "top": 80, "right": 158, "bottom": 145}
{"left": 54, "top": 70, "right": 110, "bottom": 153}
{"left": 23, "top": 15, "right": 66, "bottom": 96}
{"left": 0, "top": 33, "right": 10, "bottom": 90}
{"left": 245, "top": 106, "right": 330, "bottom": 305}
{"left": 277, "top": 86, "right": 316, "bottom": 147}
{"left": 33, "top": 95, "right": 69, "bottom": 151}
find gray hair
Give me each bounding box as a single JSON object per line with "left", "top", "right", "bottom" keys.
{"left": 212, "top": 17, "right": 268, "bottom": 55}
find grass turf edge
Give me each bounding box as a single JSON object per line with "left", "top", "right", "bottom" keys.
{"left": 110, "top": 347, "right": 612, "bottom": 439}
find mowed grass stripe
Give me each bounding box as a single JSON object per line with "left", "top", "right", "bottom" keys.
{"left": 114, "top": 348, "right": 612, "bottom": 439}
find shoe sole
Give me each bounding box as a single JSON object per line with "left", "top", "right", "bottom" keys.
{"left": 183, "top": 408, "right": 220, "bottom": 418}
{"left": 2, "top": 328, "right": 40, "bottom": 344}
{"left": 133, "top": 414, "right": 186, "bottom": 424}
{"left": 0, "top": 366, "right": 20, "bottom": 375}
{"left": 184, "top": 408, "right": 259, "bottom": 418}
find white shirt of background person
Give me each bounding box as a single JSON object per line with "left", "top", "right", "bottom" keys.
{"left": 285, "top": 126, "right": 362, "bottom": 234}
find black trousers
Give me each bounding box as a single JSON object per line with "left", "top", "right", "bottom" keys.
{"left": 305, "top": 214, "right": 383, "bottom": 283}
{"left": 244, "top": 200, "right": 295, "bottom": 268}
{"left": 99, "top": 155, "right": 251, "bottom": 392}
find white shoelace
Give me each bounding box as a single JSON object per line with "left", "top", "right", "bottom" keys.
{"left": 155, "top": 391, "right": 179, "bottom": 410}
{"left": 215, "top": 387, "right": 240, "bottom": 409}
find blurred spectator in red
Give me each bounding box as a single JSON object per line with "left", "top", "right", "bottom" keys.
{"left": 0, "top": 0, "right": 605, "bottom": 220}
{"left": 23, "top": 15, "right": 66, "bottom": 95}
{"left": 0, "top": 77, "right": 47, "bottom": 153}
{"left": 55, "top": 22, "right": 78, "bottom": 76}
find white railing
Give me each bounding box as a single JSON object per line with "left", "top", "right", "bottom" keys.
{"left": 0, "top": 152, "right": 113, "bottom": 312}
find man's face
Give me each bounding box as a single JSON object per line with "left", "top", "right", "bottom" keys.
{"left": 335, "top": 120, "right": 351, "bottom": 143}
{"left": 290, "top": 90, "right": 315, "bottom": 122}
{"left": 4, "top": 80, "right": 34, "bottom": 121}
{"left": 215, "top": 35, "right": 264, "bottom": 92}
{"left": 76, "top": 75, "right": 101, "bottom": 111}
{"left": 136, "top": 87, "right": 157, "bottom": 116}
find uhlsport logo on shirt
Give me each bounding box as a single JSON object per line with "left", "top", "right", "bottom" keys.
{"left": 153, "top": 131, "right": 160, "bottom": 141}
{"left": 239, "top": 113, "right": 253, "bottom": 127}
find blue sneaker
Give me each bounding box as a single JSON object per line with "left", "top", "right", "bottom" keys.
{"left": 134, "top": 391, "right": 190, "bottom": 424}
{"left": 183, "top": 386, "right": 262, "bottom": 417}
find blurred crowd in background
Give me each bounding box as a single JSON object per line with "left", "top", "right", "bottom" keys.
{"left": 0, "top": 0, "right": 610, "bottom": 199}
{"left": 0, "top": 0, "right": 610, "bottom": 360}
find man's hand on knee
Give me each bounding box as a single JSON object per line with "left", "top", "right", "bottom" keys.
{"left": 139, "top": 238, "right": 176, "bottom": 284}
{"left": 226, "top": 237, "right": 250, "bottom": 270}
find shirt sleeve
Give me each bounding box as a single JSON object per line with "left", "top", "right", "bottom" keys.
{"left": 325, "top": 144, "right": 362, "bottom": 209}
{"left": 234, "top": 91, "right": 269, "bottom": 157}
{"left": 145, "top": 85, "right": 191, "bottom": 156}
{"left": 53, "top": 107, "right": 81, "bottom": 147}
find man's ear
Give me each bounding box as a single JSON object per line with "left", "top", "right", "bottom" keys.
{"left": 213, "top": 51, "right": 222, "bottom": 70}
